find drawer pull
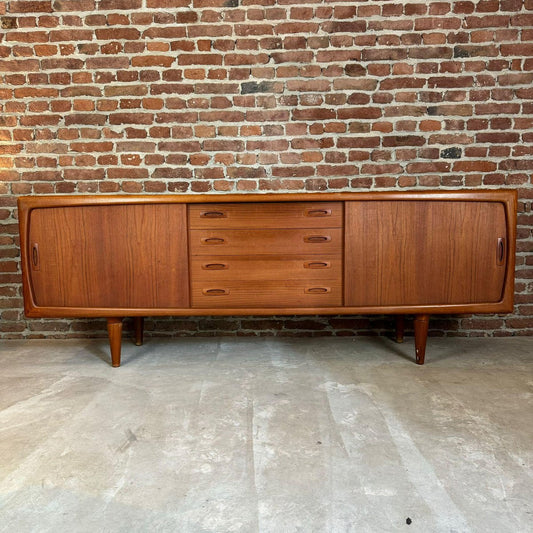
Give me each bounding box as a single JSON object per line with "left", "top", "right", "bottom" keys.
{"left": 203, "top": 288, "right": 229, "bottom": 296}
{"left": 306, "top": 208, "right": 331, "bottom": 217}
{"left": 305, "top": 287, "right": 330, "bottom": 294}
{"left": 201, "top": 211, "right": 226, "bottom": 219}
{"left": 203, "top": 263, "right": 228, "bottom": 270}
{"left": 304, "top": 235, "right": 331, "bottom": 243}
{"left": 304, "top": 261, "right": 330, "bottom": 269}
{"left": 201, "top": 237, "right": 226, "bottom": 245}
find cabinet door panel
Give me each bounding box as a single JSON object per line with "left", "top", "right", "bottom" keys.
{"left": 345, "top": 201, "right": 508, "bottom": 306}
{"left": 29, "top": 204, "right": 189, "bottom": 308}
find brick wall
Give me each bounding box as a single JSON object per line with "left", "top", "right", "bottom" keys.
{"left": 1, "top": 0, "right": 532, "bottom": 340}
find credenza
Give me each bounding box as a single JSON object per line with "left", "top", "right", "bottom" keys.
{"left": 18, "top": 190, "right": 517, "bottom": 367}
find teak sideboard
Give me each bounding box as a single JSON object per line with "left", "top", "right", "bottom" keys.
{"left": 18, "top": 190, "right": 517, "bottom": 367}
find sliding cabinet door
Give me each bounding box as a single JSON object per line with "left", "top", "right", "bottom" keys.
{"left": 345, "top": 201, "right": 509, "bottom": 307}
{"left": 28, "top": 204, "right": 188, "bottom": 309}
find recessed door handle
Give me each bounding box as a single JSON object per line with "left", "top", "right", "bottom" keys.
{"left": 497, "top": 237, "right": 505, "bottom": 265}
{"left": 31, "top": 243, "right": 39, "bottom": 270}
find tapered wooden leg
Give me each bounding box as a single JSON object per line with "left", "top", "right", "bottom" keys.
{"left": 414, "top": 314, "right": 429, "bottom": 365}
{"left": 395, "top": 315, "right": 405, "bottom": 343}
{"left": 107, "top": 317, "right": 123, "bottom": 368}
{"left": 133, "top": 316, "right": 144, "bottom": 346}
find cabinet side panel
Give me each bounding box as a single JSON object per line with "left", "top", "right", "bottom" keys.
{"left": 28, "top": 204, "right": 189, "bottom": 309}
{"left": 345, "top": 201, "right": 508, "bottom": 307}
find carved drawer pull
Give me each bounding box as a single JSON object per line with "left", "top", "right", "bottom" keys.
{"left": 304, "top": 235, "right": 331, "bottom": 243}
{"left": 201, "top": 211, "right": 226, "bottom": 218}
{"left": 202, "top": 263, "right": 228, "bottom": 270}
{"left": 201, "top": 237, "right": 226, "bottom": 245}
{"left": 203, "top": 288, "right": 229, "bottom": 296}
{"left": 306, "top": 208, "right": 331, "bottom": 217}
{"left": 305, "top": 287, "right": 330, "bottom": 294}
{"left": 304, "top": 261, "right": 330, "bottom": 269}
{"left": 497, "top": 237, "right": 505, "bottom": 265}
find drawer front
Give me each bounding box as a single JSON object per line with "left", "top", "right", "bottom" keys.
{"left": 190, "top": 254, "right": 342, "bottom": 282}
{"left": 189, "top": 202, "right": 343, "bottom": 229}
{"left": 191, "top": 280, "right": 342, "bottom": 308}
{"left": 189, "top": 228, "right": 343, "bottom": 256}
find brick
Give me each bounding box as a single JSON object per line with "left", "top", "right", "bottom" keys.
{"left": 132, "top": 56, "right": 175, "bottom": 67}
{"left": 95, "top": 28, "right": 141, "bottom": 40}
{"left": 99, "top": 0, "right": 141, "bottom": 8}
{"left": 0, "top": 0, "right": 532, "bottom": 340}
{"left": 10, "top": 1, "right": 52, "bottom": 12}
{"left": 453, "top": 160, "right": 497, "bottom": 172}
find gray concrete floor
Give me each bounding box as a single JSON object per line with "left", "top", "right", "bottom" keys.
{"left": 0, "top": 336, "right": 531, "bottom": 533}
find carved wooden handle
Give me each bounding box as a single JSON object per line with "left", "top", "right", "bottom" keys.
{"left": 31, "top": 243, "right": 40, "bottom": 270}
{"left": 497, "top": 237, "right": 505, "bottom": 265}
{"left": 305, "top": 287, "right": 330, "bottom": 294}
{"left": 304, "top": 235, "right": 331, "bottom": 243}
{"left": 202, "top": 263, "right": 228, "bottom": 270}
{"left": 306, "top": 208, "right": 331, "bottom": 217}
{"left": 201, "top": 237, "right": 226, "bottom": 245}
{"left": 303, "top": 261, "right": 330, "bottom": 269}
{"left": 200, "top": 211, "right": 226, "bottom": 218}
{"left": 202, "top": 288, "right": 229, "bottom": 296}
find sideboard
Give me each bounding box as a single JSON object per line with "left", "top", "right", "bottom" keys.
{"left": 18, "top": 190, "right": 517, "bottom": 367}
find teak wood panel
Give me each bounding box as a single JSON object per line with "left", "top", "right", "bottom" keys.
{"left": 191, "top": 279, "right": 342, "bottom": 308}
{"left": 188, "top": 202, "right": 343, "bottom": 229}
{"left": 189, "top": 254, "right": 342, "bottom": 282}
{"left": 345, "top": 200, "right": 508, "bottom": 306}
{"left": 28, "top": 204, "right": 189, "bottom": 309}
{"left": 189, "top": 228, "right": 343, "bottom": 256}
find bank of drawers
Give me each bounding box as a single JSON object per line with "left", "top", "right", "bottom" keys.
{"left": 188, "top": 202, "right": 343, "bottom": 308}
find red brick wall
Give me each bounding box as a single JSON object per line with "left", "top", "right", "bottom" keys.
{"left": 1, "top": 0, "right": 532, "bottom": 339}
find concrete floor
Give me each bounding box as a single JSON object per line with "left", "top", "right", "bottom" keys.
{"left": 0, "top": 336, "right": 531, "bottom": 533}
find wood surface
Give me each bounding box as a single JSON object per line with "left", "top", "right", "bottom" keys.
{"left": 191, "top": 279, "right": 342, "bottom": 308}
{"left": 188, "top": 202, "right": 343, "bottom": 229}
{"left": 189, "top": 255, "right": 342, "bottom": 282}
{"left": 414, "top": 314, "right": 430, "bottom": 365}
{"left": 345, "top": 200, "right": 508, "bottom": 307}
{"left": 17, "top": 190, "right": 517, "bottom": 366}
{"left": 133, "top": 316, "right": 144, "bottom": 346}
{"left": 189, "top": 228, "right": 343, "bottom": 256}
{"left": 107, "top": 317, "right": 123, "bottom": 368}
{"left": 18, "top": 190, "right": 516, "bottom": 318}
{"left": 28, "top": 204, "right": 189, "bottom": 309}
{"left": 395, "top": 315, "right": 405, "bottom": 343}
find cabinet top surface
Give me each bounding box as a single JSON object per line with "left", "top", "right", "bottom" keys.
{"left": 18, "top": 189, "right": 517, "bottom": 210}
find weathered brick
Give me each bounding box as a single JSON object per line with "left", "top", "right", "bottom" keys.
{"left": 0, "top": 0, "right": 531, "bottom": 340}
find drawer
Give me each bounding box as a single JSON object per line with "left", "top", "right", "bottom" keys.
{"left": 190, "top": 254, "right": 342, "bottom": 282}
{"left": 189, "top": 228, "right": 343, "bottom": 256}
{"left": 188, "top": 202, "right": 343, "bottom": 229}
{"left": 191, "top": 280, "right": 342, "bottom": 308}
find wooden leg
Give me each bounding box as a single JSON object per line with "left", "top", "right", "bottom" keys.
{"left": 414, "top": 314, "right": 429, "bottom": 365}
{"left": 133, "top": 316, "right": 144, "bottom": 346}
{"left": 395, "top": 315, "right": 405, "bottom": 343}
{"left": 107, "top": 317, "right": 123, "bottom": 368}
